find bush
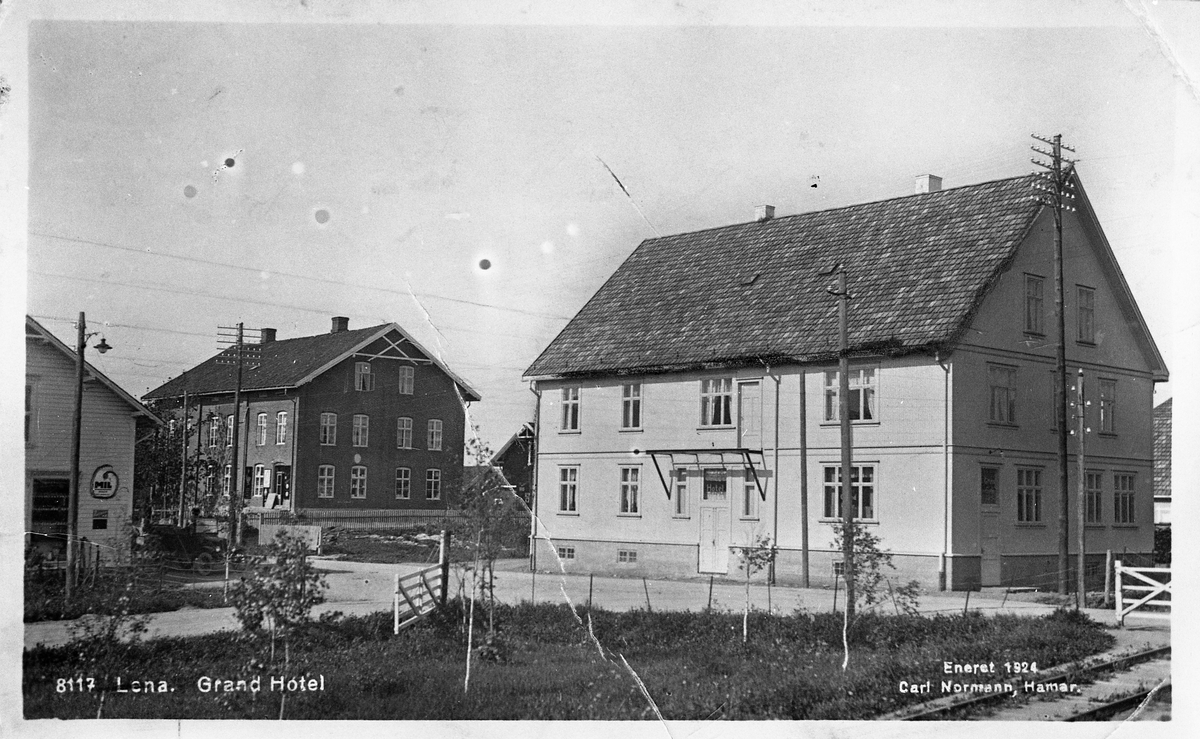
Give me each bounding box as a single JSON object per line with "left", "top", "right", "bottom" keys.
{"left": 229, "top": 530, "right": 327, "bottom": 635}
{"left": 1154, "top": 526, "right": 1171, "bottom": 565}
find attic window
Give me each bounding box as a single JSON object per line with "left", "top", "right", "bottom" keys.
{"left": 741, "top": 273, "right": 760, "bottom": 286}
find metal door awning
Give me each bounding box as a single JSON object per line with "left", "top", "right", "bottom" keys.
{"left": 636, "top": 448, "right": 768, "bottom": 501}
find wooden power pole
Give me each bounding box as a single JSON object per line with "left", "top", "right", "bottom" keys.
{"left": 822, "top": 264, "right": 855, "bottom": 620}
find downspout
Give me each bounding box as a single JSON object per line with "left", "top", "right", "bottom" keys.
{"left": 800, "top": 368, "right": 809, "bottom": 587}
{"left": 528, "top": 381, "right": 542, "bottom": 573}
{"left": 937, "top": 350, "right": 951, "bottom": 591}
{"left": 771, "top": 370, "right": 781, "bottom": 585}
{"left": 290, "top": 391, "right": 299, "bottom": 513}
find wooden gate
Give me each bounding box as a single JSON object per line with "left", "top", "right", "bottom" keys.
{"left": 393, "top": 530, "right": 451, "bottom": 633}
{"left": 1114, "top": 560, "right": 1170, "bottom": 626}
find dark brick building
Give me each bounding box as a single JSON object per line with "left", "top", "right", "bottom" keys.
{"left": 144, "top": 317, "right": 480, "bottom": 515}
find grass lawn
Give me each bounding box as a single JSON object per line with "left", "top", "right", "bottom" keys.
{"left": 24, "top": 568, "right": 233, "bottom": 623}
{"left": 319, "top": 528, "right": 522, "bottom": 564}
{"left": 24, "top": 601, "right": 1114, "bottom": 720}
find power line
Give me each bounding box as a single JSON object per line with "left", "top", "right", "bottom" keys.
{"left": 30, "top": 229, "right": 573, "bottom": 321}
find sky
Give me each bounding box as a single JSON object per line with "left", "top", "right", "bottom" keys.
{"left": 4, "top": 0, "right": 1198, "bottom": 455}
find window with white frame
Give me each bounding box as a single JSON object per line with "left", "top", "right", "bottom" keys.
{"left": 559, "top": 467, "right": 578, "bottom": 512}
{"left": 222, "top": 464, "right": 232, "bottom": 496}
{"left": 425, "top": 469, "right": 442, "bottom": 500}
{"left": 317, "top": 465, "right": 335, "bottom": 498}
{"left": 621, "top": 383, "right": 642, "bottom": 429}
{"left": 210, "top": 416, "right": 221, "bottom": 447}
{"left": 619, "top": 466, "right": 640, "bottom": 515}
{"left": 557, "top": 546, "right": 575, "bottom": 560}
{"left": 350, "top": 465, "right": 367, "bottom": 499}
{"left": 618, "top": 549, "right": 638, "bottom": 563}
{"left": 1077, "top": 286, "right": 1096, "bottom": 343}
{"left": 822, "top": 465, "right": 875, "bottom": 519}
{"left": 355, "top": 361, "right": 374, "bottom": 391}
{"left": 1113, "top": 473, "right": 1135, "bottom": 524}
{"left": 988, "top": 364, "right": 1017, "bottom": 425}
{"left": 1025, "top": 274, "right": 1045, "bottom": 334}
{"left": 276, "top": 411, "right": 288, "bottom": 444}
{"left": 253, "top": 464, "right": 269, "bottom": 497}
{"left": 1085, "top": 470, "right": 1103, "bottom": 524}
{"left": 395, "top": 467, "right": 411, "bottom": 499}
{"left": 319, "top": 413, "right": 337, "bottom": 446}
{"left": 397, "top": 417, "right": 413, "bottom": 449}
{"left": 742, "top": 468, "right": 759, "bottom": 519}
{"left": 226, "top": 415, "right": 234, "bottom": 446}
{"left": 823, "top": 367, "right": 877, "bottom": 422}
{"left": 352, "top": 414, "right": 369, "bottom": 447}
{"left": 398, "top": 366, "right": 414, "bottom": 395}
{"left": 256, "top": 412, "right": 268, "bottom": 446}
{"left": 699, "top": 378, "right": 733, "bottom": 426}
{"left": 1099, "top": 379, "right": 1116, "bottom": 434}
{"left": 561, "top": 387, "right": 580, "bottom": 431}
{"left": 1016, "top": 468, "right": 1042, "bottom": 523}
{"left": 427, "top": 419, "right": 443, "bottom": 451}
{"left": 673, "top": 468, "right": 689, "bottom": 517}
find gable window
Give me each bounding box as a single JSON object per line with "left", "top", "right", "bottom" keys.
{"left": 1113, "top": 473, "right": 1135, "bottom": 524}
{"left": 823, "top": 368, "right": 877, "bottom": 422}
{"left": 980, "top": 467, "right": 999, "bottom": 506}
{"left": 700, "top": 378, "right": 733, "bottom": 426}
{"left": 355, "top": 361, "right": 375, "bottom": 391}
{"left": 621, "top": 383, "right": 642, "bottom": 429}
{"left": 1077, "top": 286, "right": 1096, "bottom": 344}
{"left": 619, "top": 466, "right": 640, "bottom": 515}
{"left": 395, "top": 467, "right": 411, "bottom": 499}
{"left": 253, "top": 464, "right": 270, "bottom": 497}
{"left": 350, "top": 465, "right": 367, "bottom": 499}
{"left": 1025, "top": 274, "right": 1045, "bottom": 335}
{"left": 256, "top": 413, "right": 268, "bottom": 446}
{"left": 822, "top": 464, "right": 875, "bottom": 520}
{"left": 276, "top": 411, "right": 288, "bottom": 444}
{"left": 558, "top": 467, "right": 578, "bottom": 513}
{"left": 561, "top": 387, "right": 580, "bottom": 431}
{"left": 988, "top": 364, "right": 1017, "bottom": 425}
{"left": 226, "top": 415, "right": 234, "bottom": 446}
{"left": 673, "top": 469, "right": 689, "bottom": 517}
{"left": 352, "top": 414, "right": 370, "bottom": 447}
{"left": 1098, "top": 379, "right": 1116, "bottom": 435}
{"left": 397, "top": 417, "right": 413, "bottom": 449}
{"left": 427, "top": 419, "right": 443, "bottom": 451}
{"left": 425, "top": 469, "right": 442, "bottom": 500}
{"left": 317, "top": 465, "right": 335, "bottom": 498}
{"left": 741, "top": 468, "right": 759, "bottom": 519}
{"left": 319, "top": 413, "right": 337, "bottom": 446}
{"left": 1016, "top": 468, "right": 1042, "bottom": 523}
{"left": 398, "top": 366, "right": 415, "bottom": 395}
{"left": 1085, "top": 470, "right": 1103, "bottom": 524}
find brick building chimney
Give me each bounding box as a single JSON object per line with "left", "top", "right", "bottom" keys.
{"left": 331, "top": 316, "right": 349, "bottom": 334}
{"left": 260, "top": 328, "right": 277, "bottom": 344}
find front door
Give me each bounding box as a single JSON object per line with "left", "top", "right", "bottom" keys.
{"left": 273, "top": 465, "right": 292, "bottom": 504}
{"left": 698, "top": 468, "right": 731, "bottom": 573}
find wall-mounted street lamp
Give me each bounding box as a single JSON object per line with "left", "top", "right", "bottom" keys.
{"left": 65, "top": 311, "right": 113, "bottom": 606}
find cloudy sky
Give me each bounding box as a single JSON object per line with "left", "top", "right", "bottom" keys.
{"left": 4, "top": 0, "right": 1198, "bottom": 451}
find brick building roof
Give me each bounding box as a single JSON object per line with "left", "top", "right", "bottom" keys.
{"left": 525, "top": 175, "right": 1045, "bottom": 378}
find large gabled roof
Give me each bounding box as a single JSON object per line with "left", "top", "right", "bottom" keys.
{"left": 144, "top": 322, "right": 481, "bottom": 401}
{"left": 525, "top": 173, "right": 1167, "bottom": 380}
{"left": 25, "top": 316, "right": 162, "bottom": 422}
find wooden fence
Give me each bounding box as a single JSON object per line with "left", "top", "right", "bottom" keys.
{"left": 255, "top": 508, "right": 464, "bottom": 532}
{"left": 1114, "top": 559, "right": 1171, "bottom": 626}
{"left": 393, "top": 531, "right": 451, "bottom": 634}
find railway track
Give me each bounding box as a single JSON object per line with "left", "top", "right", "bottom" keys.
{"left": 891, "top": 646, "right": 1171, "bottom": 721}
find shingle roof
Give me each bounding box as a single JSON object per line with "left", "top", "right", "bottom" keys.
{"left": 144, "top": 323, "right": 481, "bottom": 401}
{"left": 1153, "top": 398, "right": 1171, "bottom": 498}
{"left": 525, "top": 175, "right": 1043, "bottom": 378}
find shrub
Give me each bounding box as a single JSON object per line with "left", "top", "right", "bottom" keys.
{"left": 229, "top": 530, "right": 327, "bottom": 635}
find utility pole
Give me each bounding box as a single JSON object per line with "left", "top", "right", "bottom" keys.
{"left": 821, "top": 264, "right": 855, "bottom": 621}
{"left": 216, "top": 324, "right": 260, "bottom": 547}
{"left": 1031, "top": 133, "right": 1077, "bottom": 595}
{"left": 1075, "top": 369, "right": 1087, "bottom": 610}
{"left": 178, "top": 390, "right": 189, "bottom": 527}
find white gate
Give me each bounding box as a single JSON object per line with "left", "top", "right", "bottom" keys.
{"left": 1114, "top": 560, "right": 1170, "bottom": 626}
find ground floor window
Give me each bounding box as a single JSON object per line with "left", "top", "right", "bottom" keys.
{"left": 426, "top": 469, "right": 442, "bottom": 500}
{"left": 559, "top": 466, "right": 578, "bottom": 512}
{"left": 253, "top": 464, "right": 270, "bottom": 497}
{"left": 619, "top": 466, "right": 640, "bottom": 515}
{"left": 1017, "top": 468, "right": 1042, "bottom": 522}
{"left": 557, "top": 546, "right": 575, "bottom": 560}
{"left": 395, "top": 467, "right": 411, "bottom": 499}
{"left": 92, "top": 509, "right": 108, "bottom": 530}
{"left": 317, "top": 465, "right": 335, "bottom": 498}
{"left": 822, "top": 464, "right": 875, "bottom": 519}
{"left": 1113, "top": 473, "right": 1135, "bottom": 524}
{"left": 30, "top": 479, "right": 69, "bottom": 535}
{"left": 350, "top": 465, "right": 367, "bottom": 499}
{"left": 741, "top": 468, "right": 759, "bottom": 519}
{"left": 1085, "top": 470, "right": 1103, "bottom": 524}
{"left": 673, "top": 468, "right": 688, "bottom": 517}
{"left": 618, "top": 549, "right": 638, "bottom": 563}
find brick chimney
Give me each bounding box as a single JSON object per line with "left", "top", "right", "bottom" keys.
{"left": 914, "top": 174, "right": 943, "bottom": 194}
{"left": 260, "top": 327, "right": 277, "bottom": 344}
{"left": 331, "top": 316, "right": 349, "bottom": 334}
{"left": 755, "top": 204, "right": 775, "bottom": 222}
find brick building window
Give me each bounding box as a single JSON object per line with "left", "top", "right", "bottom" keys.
{"left": 257, "top": 413, "right": 268, "bottom": 446}
{"left": 427, "top": 419, "right": 443, "bottom": 451}
{"left": 355, "top": 361, "right": 374, "bottom": 391}
{"left": 350, "top": 465, "right": 367, "bottom": 499}
{"left": 276, "top": 411, "right": 288, "bottom": 444}
{"left": 425, "top": 469, "right": 442, "bottom": 500}
{"left": 320, "top": 413, "right": 337, "bottom": 445}
{"left": 398, "top": 366, "right": 414, "bottom": 395}
{"left": 397, "top": 417, "right": 413, "bottom": 449}
{"left": 395, "top": 467, "right": 411, "bottom": 499}
{"left": 317, "top": 465, "right": 335, "bottom": 498}
{"left": 353, "top": 414, "right": 369, "bottom": 447}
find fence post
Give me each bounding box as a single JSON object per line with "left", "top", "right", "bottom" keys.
{"left": 642, "top": 577, "right": 653, "bottom": 612}
{"left": 587, "top": 573, "right": 594, "bottom": 612}
{"left": 962, "top": 588, "right": 971, "bottom": 616}
{"left": 1114, "top": 559, "right": 1123, "bottom": 628}
{"left": 394, "top": 573, "right": 400, "bottom": 635}
{"left": 832, "top": 572, "right": 840, "bottom": 613}
{"left": 1104, "top": 549, "right": 1113, "bottom": 608}
{"left": 439, "top": 530, "right": 450, "bottom": 608}
{"left": 707, "top": 575, "right": 714, "bottom": 612}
